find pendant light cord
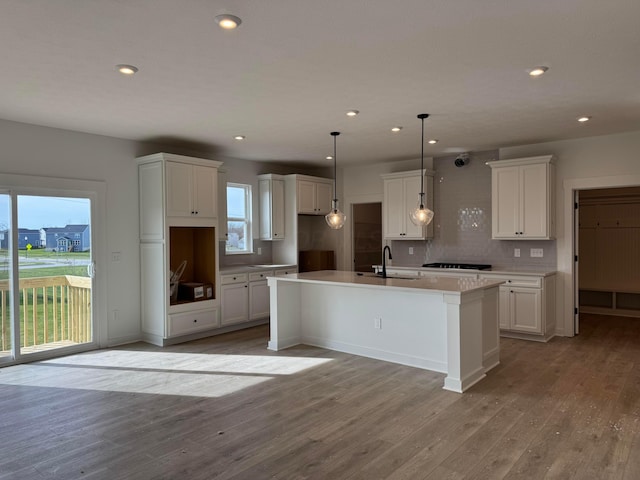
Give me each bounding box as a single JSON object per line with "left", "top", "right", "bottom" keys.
{"left": 417, "top": 114, "right": 429, "bottom": 208}
{"left": 331, "top": 131, "right": 340, "bottom": 210}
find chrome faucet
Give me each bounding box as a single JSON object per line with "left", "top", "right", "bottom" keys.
{"left": 382, "top": 245, "right": 392, "bottom": 278}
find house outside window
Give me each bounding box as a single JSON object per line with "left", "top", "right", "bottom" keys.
{"left": 226, "top": 183, "right": 252, "bottom": 254}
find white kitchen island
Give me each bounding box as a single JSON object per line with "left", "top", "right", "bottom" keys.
{"left": 267, "top": 271, "right": 503, "bottom": 393}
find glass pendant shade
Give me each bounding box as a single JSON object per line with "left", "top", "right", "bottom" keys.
{"left": 326, "top": 131, "right": 346, "bottom": 229}
{"left": 326, "top": 203, "right": 347, "bottom": 229}
{"left": 410, "top": 113, "right": 435, "bottom": 227}
{"left": 410, "top": 200, "right": 434, "bottom": 226}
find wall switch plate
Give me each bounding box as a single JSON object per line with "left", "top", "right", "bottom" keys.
{"left": 514, "top": 248, "right": 520, "bottom": 258}
{"left": 374, "top": 317, "right": 382, "bottom": 329}
{"left": 257, "top": 247, "right": 262, "bottom": 255}
{"left": 409, "top": 247, "right": 414, "bottom": 255}
{"left": 531, "top": 248, "right": 544, "bottom": 258}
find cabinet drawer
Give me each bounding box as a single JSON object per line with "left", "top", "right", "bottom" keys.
{"left": 481, "top": 274, "right": 542, "bottom": 288}
{"left": 169, "top": 308, "right": 219, "bottom": 336}
{"left": 275, "top": 268, "right": 296, "bottom": 276}
{"left": 249, "top": 270, "right": 274, "bottom": 282}
{"left": 221, "top": 273, "right": 248, "bottom": 285}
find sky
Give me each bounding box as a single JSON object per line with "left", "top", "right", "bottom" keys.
{"left": 0, "top": 195, "right": 90, "bottom": 230}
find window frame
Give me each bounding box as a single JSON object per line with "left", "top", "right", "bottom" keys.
{"left": 225, "top": 182, "right": 253, "bottom": 255}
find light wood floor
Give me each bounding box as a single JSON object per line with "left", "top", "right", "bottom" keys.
{"left": 1, "top": 313, "right": 639, "bottom": 480}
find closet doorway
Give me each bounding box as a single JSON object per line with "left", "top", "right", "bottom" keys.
{"left": 577, "top": 187, "right": 640, "bottom": 324}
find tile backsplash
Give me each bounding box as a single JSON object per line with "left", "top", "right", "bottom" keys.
{"left": 390, "top": 150, "right": 557, "bottom": 271}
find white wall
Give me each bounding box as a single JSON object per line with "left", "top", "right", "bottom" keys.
{"left": 0, "top": 119, "right": 142, "bottom": 345}
{"left": 500, "top": 130, "right": 640, "bottom": 336}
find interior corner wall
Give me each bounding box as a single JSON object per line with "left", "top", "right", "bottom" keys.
{"left": 499, "top": 129, "right": 640, "bottom": 337}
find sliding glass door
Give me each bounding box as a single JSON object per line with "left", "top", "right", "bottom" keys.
{"left": 0, "top": 191, "right": 95, "bottom": 363}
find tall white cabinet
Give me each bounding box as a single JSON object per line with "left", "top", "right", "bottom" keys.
{"left": 381, "top": 169, "right": 434, "bottom": 240}
{"left": 258, "top": 174, "right": 285, "bottom": 240}
{"left": 487, "top": 155, "right": 555, "bottom": 239}
{"left": 137, "top": 153, "right": 223, "bottom": 346}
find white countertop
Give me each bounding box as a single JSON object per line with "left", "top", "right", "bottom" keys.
{"left": 272, "top": 270, "right": 504, "bottom": 294}
{"left": 220, "top": 264, "right": 296, "bottom": 274}
{"left": 373, "top": 265, "right": 557, "bottom": 277}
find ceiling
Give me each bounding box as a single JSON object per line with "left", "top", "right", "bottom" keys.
{"left": 2, "top": 0, "right": 639, "bottom": 167}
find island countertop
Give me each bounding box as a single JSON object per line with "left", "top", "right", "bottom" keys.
{"left": 274, "top": 270, "right": 504, "bottom": 294}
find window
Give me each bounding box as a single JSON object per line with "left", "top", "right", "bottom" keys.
{"left": 226, "top": 183, "right": 252, "bottom": 254}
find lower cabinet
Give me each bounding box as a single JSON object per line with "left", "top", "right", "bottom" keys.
{"left": 221, "top": 270, "right": 277, "bottom": 326}
{"left": 221, "top": 274, "right": 249, "bottom": 326}
{"left": 481, "top": 273, "right": 556, "bottom": 341}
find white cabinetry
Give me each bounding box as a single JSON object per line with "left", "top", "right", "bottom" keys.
{"left": 381, "top": 170, "right": 434, "bottom": 240}
{"left": 221, "top": 273, "right": 249, "bottom": 326}
{"left": 221, "top": 268, "right": 290, "bottom": 326}
{"left": 480, "top": 273, "right": 556, "bottom": 341}
{"left": 258, "top": 174, "right": 285, "bottom": 240}
{"left": 487, "top": 155, "right": 555, "bottom": 239}
{"left": 137, "top": 153, "right": 223, "bottom": 346}
{"left": 297, "top": 177, "right": 333, "bottom": 215}
{"left": 166, "top": 160, "right": 218, "bottom": 218}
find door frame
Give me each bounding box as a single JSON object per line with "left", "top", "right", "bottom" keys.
{"left": 0, "top": 173, "right": 106, "bottom": 365}
{"left": 563, "top": 173, "right": 640, "bottom": 336}
{"left": 343, "top": 193, "right": 383, "bottom": 271}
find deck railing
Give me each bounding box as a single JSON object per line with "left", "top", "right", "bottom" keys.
{"left": 0, "top": 275, "right": 92, "bottom": 352}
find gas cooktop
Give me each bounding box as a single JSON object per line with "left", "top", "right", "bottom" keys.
{"left": 422, "top": 262, "right": 492, "bottom": 270}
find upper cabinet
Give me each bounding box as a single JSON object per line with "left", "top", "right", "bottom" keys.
{"left": 165, "top": 160, "right": 218, "bottom": 219}
{"left": 258, "top": 174, "right": 285, "bottom": 240}
{"left": 297, "top": 177, "right": 333, "bottom": 215}
{"left": 487, "top": 155, "right": 555, "bottom": 240}
{"left": 381, "top": 169, "right": 434, "bottom": 240}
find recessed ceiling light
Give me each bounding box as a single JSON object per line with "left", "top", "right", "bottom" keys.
{"left": 529, "top": 66, "right": 549, "bottom": 77}
{"left": 391, "top": 126, "right": 402, "bottom": 132}
{"left": 326, "top": 156, "right": 333, "bottom": 160}
{"left": 116, "top": 64, "right": 138, "bottom": 75}
{"left": 428, "top": 139, "right": 438, "bottom": 144}
{"left": 215, "top": 14, "right": 242, "bottom": 30}
{"left": 346, "top": 110, "right": 359, "bottom": 117}
{"left": 234, "top": 135, "right": 246, "bottom": 140}
{"left": 577, "top": 116, "right": 592, "bottom": 123}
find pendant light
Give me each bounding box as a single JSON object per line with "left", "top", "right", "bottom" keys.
{"left": 409, "top": 114, "right": 435, "bottom": 226}
{"left": 325, "top": 131, "right": 346, "bottom": 229}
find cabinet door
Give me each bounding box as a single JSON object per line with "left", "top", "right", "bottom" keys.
{"left": 221, "top": 283, "right": 249, "bottom": 326}
{"left": 272, "top": 179, "right": 285, "bottom": 238}
{"left": 492, "top": 166, "right": 520, "bottom": 238}
{"left": 402, "top": 176, "right": 425, "bottom": 239}
{"left": 315, "top": 182, "right": 333, "bottom": 215}
{"left": 259, "top": 179, "right": 273, "bottom": 239}
{"left": 297, "top": 180, "right": 316, "bottom": 214}
{"left": 192, "top": 165, "right": 217, "bottom": 218}
{"left": 510, "top": 288, "right": 542, "bottom": 333}
{"left": 249, "top": 280, "right": 270, "bottom": 320}
{"left": 520, "top": 163, "right": 548, "bottom": 238}
{"left": 383, "top": 178, "right": 405, "bottom": 239}
{"left": 166, "top": 162, "right": 194, "bottom": 217}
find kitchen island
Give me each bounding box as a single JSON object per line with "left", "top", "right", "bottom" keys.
{"left": 267, "top": 271, "right": 503, "bottom": 393}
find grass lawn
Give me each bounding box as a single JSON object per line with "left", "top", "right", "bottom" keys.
{"left": 1, "top": 249, "right": 91, "bottom": 351}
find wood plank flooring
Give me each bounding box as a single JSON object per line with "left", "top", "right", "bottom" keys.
{"left": 1, "top": 313, "right": 639, "bottom": 479}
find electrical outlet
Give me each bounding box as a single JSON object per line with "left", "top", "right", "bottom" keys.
{"left": 514, "top": 248, "right": 520, "bottom": 258}
{"left": 111, "top": 252, "right": 121, "bottom": 262}
{"left": 257, "top": 247, "right": 262, "bottom": 255}
{"left": 409, "top": 247, "right": 414, "bottom": 255}
{"left": 374, "top": 317, "right": 382, "bottom": 329}
{"left": 530, "top": 248, "right": 544, "bottom": 258}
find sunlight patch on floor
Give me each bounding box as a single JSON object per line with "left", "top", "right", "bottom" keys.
{"left": 0, "top": 351, "right": 333, "bottom": 398}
